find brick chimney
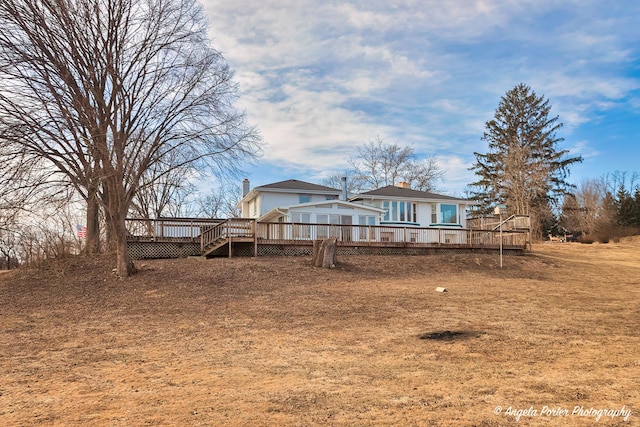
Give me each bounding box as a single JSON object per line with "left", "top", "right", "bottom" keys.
{"left": 397, "top": 181, "right": 411, "bottom": 189}
{"left": 242, "top": 178, "right": 250, "bottom": 197}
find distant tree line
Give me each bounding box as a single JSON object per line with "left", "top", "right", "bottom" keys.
{"left": 560, "top": 172, "right": 640, "bottom": 242}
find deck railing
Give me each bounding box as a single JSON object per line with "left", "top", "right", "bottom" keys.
{"left": 467, "top": 215, "right": 531, "bottom": 231}
{"left": 126, "top": 217, "right": 224, "bottom": 240}
{"left": 255, "top": 222, "right": 528, "bottom": 248}
{"left": 127, "top": 218, "right": 529, "bottom": 251}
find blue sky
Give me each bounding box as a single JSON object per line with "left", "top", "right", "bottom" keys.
{"left": 201, "top": 0, "right": 639, "bottom": 196}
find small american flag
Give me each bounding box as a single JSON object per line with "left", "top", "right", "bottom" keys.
{"left": 77, "top": 224, "right": 87, "bottom": 239}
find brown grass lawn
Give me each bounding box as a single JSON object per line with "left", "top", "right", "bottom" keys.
{"left": 1, "top": 239, "right": 639, "bottom": 426}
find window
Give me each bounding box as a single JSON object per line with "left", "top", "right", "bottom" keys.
{"left": 358, "top": 215, "right": 376, "bottom": 225}
{"left": 291, "top": 212, "right": 311, "bottom": 238}
{"left": 431, "top": 204, "right": 437, "bottom": 223}
{"left": 358, "top": 215, "right": 376, "bottom": 240}
{"left": 299, "top": 194, "right": 311, "bottom": 203}
{"left": 381, "top": 201, "right": 418, "bottom": 224}
{"left": 317, "top": 214, "right": 341, "bottom": 238}
{"left": 440, "top": 204, "right": 457, "bottom": 224}
{"left": 292, "top": 212, "right": 311, "bottom": 223}
{"left": 390, "top": 201, "right": 398, "bottom": 221}
{"left": 317, "top": 214, "right": 329, "bottom": 238}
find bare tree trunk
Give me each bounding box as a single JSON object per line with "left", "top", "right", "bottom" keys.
{"left": 85, "top": 186, "right": 100, "bottom": 254}
{"left": 103, "top": 173, "right": 135, "bottom": 276}
{"left": 112, "top": 210, "right": 135, "bottom": 276}
{"left": 101, "top": 185, "right": 117, "bottom": 253}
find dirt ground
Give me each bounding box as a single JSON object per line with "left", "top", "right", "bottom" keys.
{"left": 1, "top": 239, "right": 639, "bottom": 426}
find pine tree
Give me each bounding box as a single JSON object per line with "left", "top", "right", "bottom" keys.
{"left": 615, "top": 186, "right": 635, "bottom": 226}
{"left": 469, "top": 83, "right": 582, "bottom": 235}
{"left": 633, "top": 188, "right": 640, "bottom": 227}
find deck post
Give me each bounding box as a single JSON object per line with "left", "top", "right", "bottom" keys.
{"left": 253, "top": 220, "right": 258, "bottom": 257}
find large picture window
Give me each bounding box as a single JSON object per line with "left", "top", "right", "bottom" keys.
{"left": 382, "top": 201, "right": 417, "bottom": 224}
{"left": 439, "top": 204, "right": 457, "bottom": 224}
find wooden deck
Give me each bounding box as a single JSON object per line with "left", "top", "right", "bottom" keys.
{"left": 126, "top": 218, "right": 530, "bottom": 259}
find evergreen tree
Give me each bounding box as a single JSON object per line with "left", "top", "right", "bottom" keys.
{"left": 600, "top": 191, "right": 618, "bottom": 228}
{"left": 615, "top": 186, "right": 636, "bottom": 226}
{"left": 469, "top": 83, "right": 582, "bottom": 236}
{"left": 559, "top": 193, "right": 581, "bottom": 233}
{"left": 633, "top": 188, "right": 640, "bottom": 227}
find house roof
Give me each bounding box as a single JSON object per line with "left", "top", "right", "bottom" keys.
{"left": 256, "top": 179, "right": 340, "bottom": 193}
{"left": 239, "top": 179, "right": 342, "bottom": 207}
{"left": 351, "top": 185, "right": 472, "bottom": 203}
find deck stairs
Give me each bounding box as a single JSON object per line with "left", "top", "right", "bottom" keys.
{"left": 200, "top": 219, "right": 254, "bottom": 257}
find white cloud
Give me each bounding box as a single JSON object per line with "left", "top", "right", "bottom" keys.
{"left": 435, "top": 154, "right": 476, "bottom": 195}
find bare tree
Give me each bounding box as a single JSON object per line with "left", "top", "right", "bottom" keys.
{"left": 0, "top": 0, "right": 261, "bottom": 276}
{"left": 0, "top": 224, "right": 19, "bottom": 269}
{"left": 322, "top": 170, "right": 367, "bottom": 196}
{"left": 560, "top": 178, "right": 608, "bottom": 237}
{"left": 0, "top": 145, "right": 39, "bottom": 230}
{"left": 400, "top": 156, "right": 443, "bottom": 192}
{"left": 130, "top": 162, "right": 199, "bottom": 219}
{"left": 196, "top": 184, "right": 242, "bottom": 218}
{"left": 324, "top": 137, "right": 443, "bottom": 194}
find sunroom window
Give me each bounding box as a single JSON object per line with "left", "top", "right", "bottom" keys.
{"left": 382, "top": 201, "right": 417, "bottom": 224}
{"left": 291, "top": 212, "right": 311, "bottom": 238}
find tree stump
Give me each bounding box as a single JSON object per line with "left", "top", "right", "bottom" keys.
{"left": 313, "top": 238, "right": 337, "bottom": 268}
{"left": 312, "top": 240, "right": 322, "bottom": 266}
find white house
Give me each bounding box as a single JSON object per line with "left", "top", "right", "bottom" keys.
{"left": 349, "top": 182, "right": 474, "bottom": 229}
{"left": 239, "top": 179, "right": 343, "bottom": 218}
{"left": 239, "top": 179, "right": 384, "bottom": 225}
{"left": 239, "top": 179, "right": 473, "bottom": 230}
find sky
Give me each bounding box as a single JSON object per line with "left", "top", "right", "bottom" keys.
{"left": 200, "top": 0, "right": 640, "bottom": 196}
